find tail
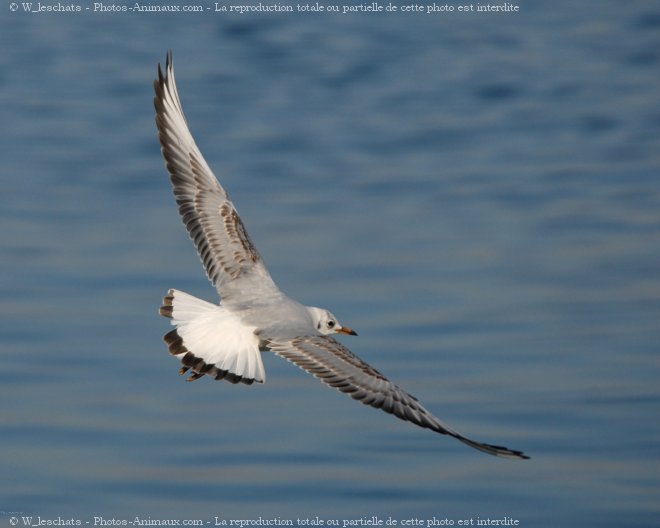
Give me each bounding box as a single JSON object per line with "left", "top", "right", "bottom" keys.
{"left": 159, "top": 289, "right": 266, "bottom": 384}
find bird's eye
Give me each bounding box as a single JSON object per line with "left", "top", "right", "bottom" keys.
{"left": 327, "top": 320, "right": 335, "bottom": 328}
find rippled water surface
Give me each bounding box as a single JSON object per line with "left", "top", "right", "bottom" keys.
{"left": 1, "top": 2, "right": 659, "bottom": 527}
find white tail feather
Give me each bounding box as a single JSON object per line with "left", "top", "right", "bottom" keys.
{"left": 163, "top": 289, "right": 266, "bottom": 383}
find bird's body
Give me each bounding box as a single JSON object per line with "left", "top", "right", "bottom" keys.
{"left": 154, "top": 52, "right": 529, "bottom": 460}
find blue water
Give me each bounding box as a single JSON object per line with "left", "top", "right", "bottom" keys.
{"left": 1, "top": 2, "right": 659, "bottom": 526}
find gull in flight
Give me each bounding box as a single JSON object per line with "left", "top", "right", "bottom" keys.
{"left": 154, "top": 52, "right": 529, "bottom": 460}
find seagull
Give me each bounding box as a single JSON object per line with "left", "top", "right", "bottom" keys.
{"left": 154, "top": 52, "right": 529, "bottom": 460}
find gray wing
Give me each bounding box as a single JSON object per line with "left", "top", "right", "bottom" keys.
{"left": 268, "top": 335, "right": 529, "bottom": 459}
{"left": 154, "top": 52, "right": 279, "bottom": 303}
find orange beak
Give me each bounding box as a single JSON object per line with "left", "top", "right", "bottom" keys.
{"left": 337, "top": 326, "right": 358, "bottom": 336}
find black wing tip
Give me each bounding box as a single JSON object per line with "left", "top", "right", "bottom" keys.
{"left": 458, "top": 437, "right": 530, "bottom": 460}
{"left": 157, "top": 50, "right": 173, "bottom": 79}
{"left": 154, "top": 50, "right": 174, "bottom": 112}
{"left": 488, "top": 446, "right": 530, "bottom": 460}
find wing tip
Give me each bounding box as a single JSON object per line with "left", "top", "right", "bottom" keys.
{"left": 153, "top": 50, "right": 177, "bottom": 117}
{"left": 456, "top": 436, "right": 530, "bottom": 460}
{"left": 156, "top": 50, "right": 173, "bottom": 83}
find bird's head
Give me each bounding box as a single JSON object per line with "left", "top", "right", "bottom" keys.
{"left": 307, "top": 307, "right": 357, "bottom": 337}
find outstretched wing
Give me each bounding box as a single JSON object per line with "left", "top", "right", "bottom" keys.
{"left": 154, "top": 52, "right": 279, "bottom": 303}
{"left": 268, "top": 335, "right": 529, "bottom": 459}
